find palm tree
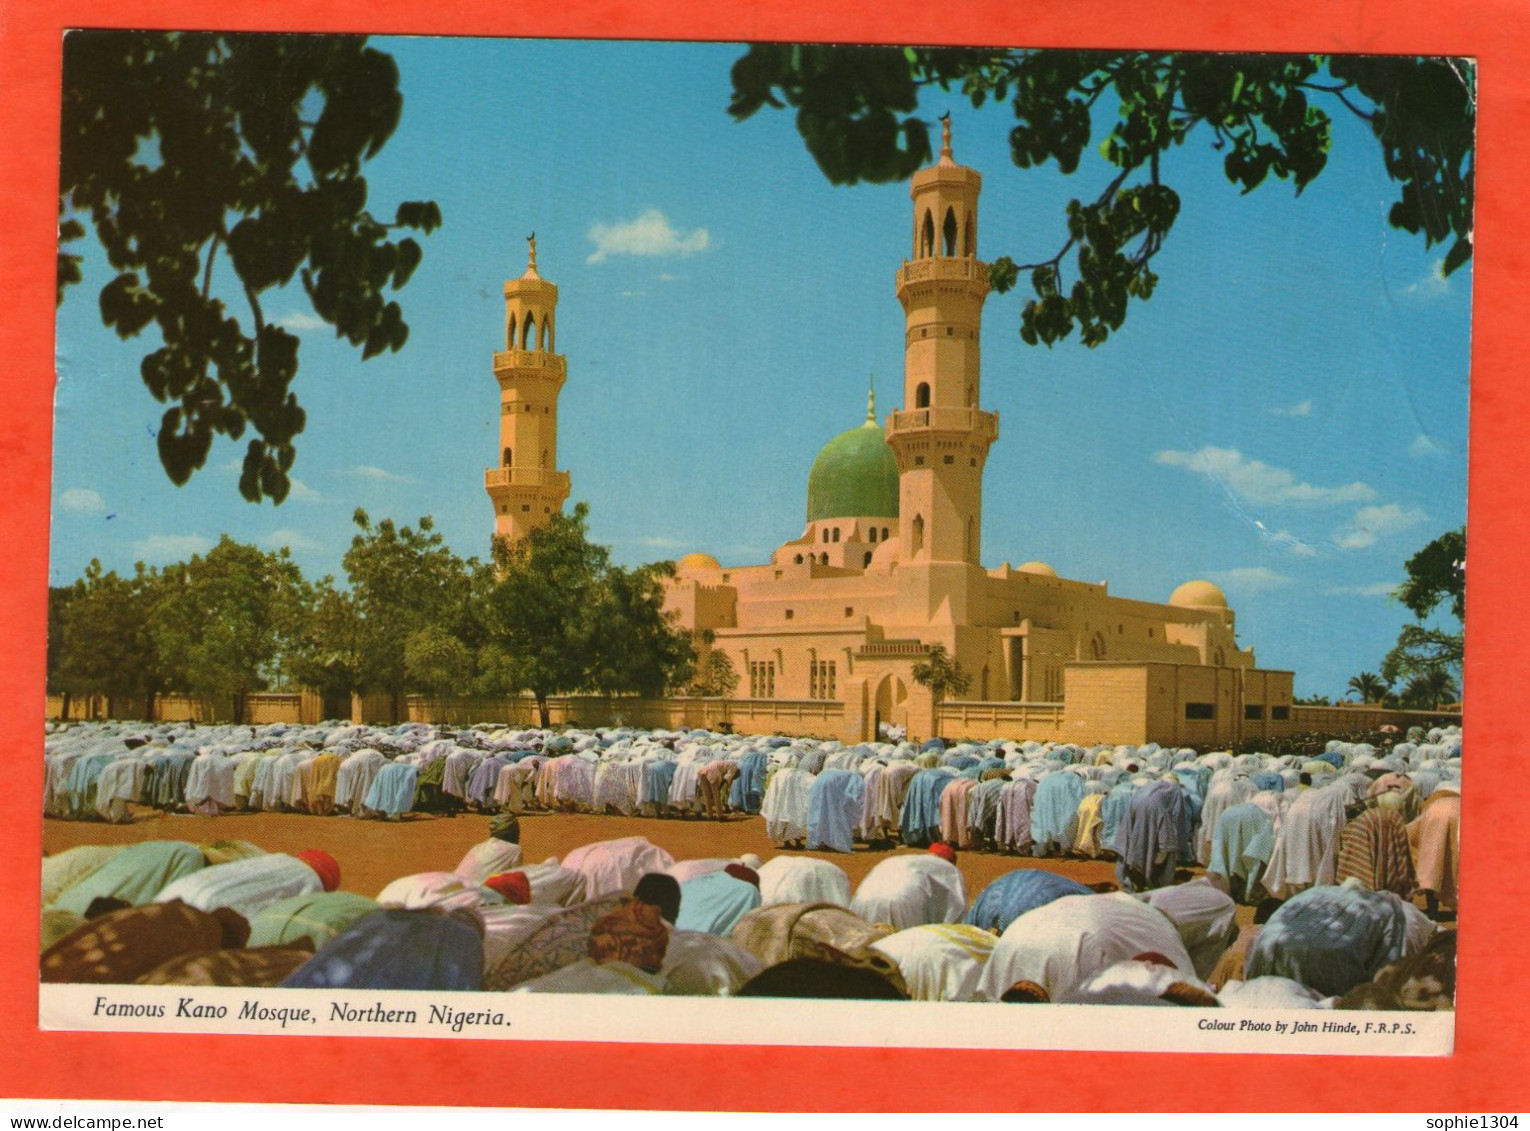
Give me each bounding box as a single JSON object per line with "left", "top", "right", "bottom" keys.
{"left": 1401, "top": 670, "right": 1460, "bottom": 709}
{"left": 910, "top": 644, "right": 972, "bottom": 702}
{"left": 1347, "top": 671, "right": 1390, "bottom": 704}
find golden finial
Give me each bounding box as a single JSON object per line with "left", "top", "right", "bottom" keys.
{"left": 939, "top": 112, "right": 953, "bottom": 162}
{"left": 866, "top": 374, "right": 877, "bottom": 423}
{"left": 526, "top": 231, "right": 538, "bottom": 272}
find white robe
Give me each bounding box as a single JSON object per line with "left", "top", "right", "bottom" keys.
{"left": 849, "top": 855, "right": 966, "bottom": 931}
{"left": 154, "top": 853, "right": 322, "bottom": 923}
{"left": 756, "top": 855, "right": 853, "bottom": 908}
{"left": 561, "top": 837, "right": 675, "bottom": 899}
{"left": 871, "top": 923, "right": 996, "bottom": 1002}
{"left": 454, "top": 839, "right": 524, "bottom": 885}
{"left": 1261, "top": 786, "right": 1349, "bottom": 898}
{"left": 759, "top": 768, "right": 814, "bottom": 844}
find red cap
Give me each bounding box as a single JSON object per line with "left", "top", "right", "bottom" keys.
{"left": 485, "top": 871, "right": 533, "bottom": 905}
{"left": 928, "top": 842, "right": 957, "bottom": 863}
{"left": 296, "top": 850, "right": 340, "bottom": 893}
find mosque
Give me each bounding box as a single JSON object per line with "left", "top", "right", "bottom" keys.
{"left": 486, "top": 122, "right": 1296, "bottom": 747}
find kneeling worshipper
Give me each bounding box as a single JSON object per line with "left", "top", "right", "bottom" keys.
{"left": 248, "top": 891, "right": 382, "bottom": 950}
{"left": 759, "top": 766, "right": 814, "bottom": 847}
{"left": 976, "top": 892, "right": 1197, "bottom": 1003}
{"left": 513, "top": 896, "right": 672, "bottom": 995}
{"left": 561, "top": 837, "right": 676, "bottom": 899}
{"left": 1245, "top": 879, "right": 1411, "bottom": 998}
{"left": 729, "top": 902, "right": 896, "bottom": 979}
{"left": 1056, "top": 956, "right": 1220, "bottom": 1007}
{"left": 870, "top": 922, "right": 997, "bottom": 1002}
{"left": 362, "top": 758, "right": 418, "bottom": 818}
{"left": 41, "top": 845, "right": 125, "bottom": 907}
{"left": 137, "top": 940, "right": 316, "bottom": 987}
{"left": 1336, "top": 930, "right": 1456, "bottom": 1011}
{"left": 1113, "top": 779, "right": 1191, "bottom": 892}
{"left": 42, "top": 900, "right": 249, "bottom": 984}
{"left": 805, "top": 768, "right": 867, "bottom": 853}
{"left": 736, "top": 957, "right": 907, "bottom": 1000}
{"left": 1216, "top": 976, "right": 1334, "bottom": 1010}
{"left": 1205, "top": 801, "right": 1277, "bottom": 903}
{"left": 49, "top": 841, "right": 207, "bottom": 916}
{"left": 963, "top": 869, "right": 1093, "bottom": 933}
{"left": 484, "top": 873, "right": 679, "bottom": 991}
{"left": 665, "top": 853, "right": 763, "bottom": 885}
{"left": 1139, "top": 879, "right": 1239, "bottom": 981}
{"left": 1408, "top": 782, "right": 1461, "bottom": 914}
{"left": 849, "top": 846, "right": 967, "bottom": 931}
{"left": 1206, "top": 897, "right": 1284, "bottom": 991}
{"left": 1335, "top": 806, "right": 1416, "bottom": 898}
{"left": 282, "top": 907, "right": 485, "bottom": 991}
{"left": 376, "top": 870, "right": 504, "bottom": 914}
{"left": 153, "top": 850, "right": 339, "bottom": 923}
{"left": 1260, "top": 785, "right": 1349, "bottom": 899}
{"left": 675, "top": 865, "right": 762, "bottom": 936}
{"left": 756, "top": 855, "right": 853, "bottom": 909}
{"left": 659, "top": 929, "right": 763, "bottom": 996}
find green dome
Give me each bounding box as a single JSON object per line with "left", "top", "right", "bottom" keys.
{"left": 807, "top": 418, "right": 900, "bottom": 522}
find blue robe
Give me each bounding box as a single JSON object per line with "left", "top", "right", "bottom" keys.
{"left": 1113, "top": 779, "right": 1188, "bottom": 891}
{"left": 899, "top": 769, "right": 958, "bottom": 848}
{"left": 1206, "top": 802, "right": 1276, "bottom": 896}
{"left": 364, "top": 761, "right": 418, "bottom": 815}
{"left": 1030, "top": 772, "right": 1086, "bottom": 855}
{"left": 282, "top": 908, "right": 483, "bottom": 991}
{"left": 1100, "top": 782, "right": 1137, "bottom": 848}
{"left": 675, "top": 873, "right": 762, "bottom": 936}
{"left": 728, "top": 751, "right": 769, "bottom": 813}
{"left": 806, "top": 769, "right": 866, "bottom": 853}
{"left": 645, "top": 760, "right": 677, "bottom": 805}
{"left": 964, "top": 869, "right": 1093, "bottom": 932}
{"left": 1250, "top": 771, "right": 1285, "bottom": 793}
{"left": 1246, "top": 884, "right": 1409, "bottom": 997}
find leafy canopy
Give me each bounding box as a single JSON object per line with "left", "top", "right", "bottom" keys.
{"left": 58, "top": 31, "right": 441, "bottom": 504}
{"left": 1382, "top": 527, "right": 1465, "bottom": 687}
{"left": 730, "top": 47, "right": 1473, "bottom": 348}
{"left": 910, "top": 643, "right": 972, "bottom": 701}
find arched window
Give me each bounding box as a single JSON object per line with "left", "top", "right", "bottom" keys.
{"left": 506, "top": 316, "right": 517, "bottom": 350}
{"left": 1214, "top": 648, "right": 1225, "bottom": 667}
{"left": 832, "top": 528, "right": 840, "bottom": 543}
{"left": 502, "top": 447, "right": 512, "bottom": 467}
{"left": 864, "top": 551, "right": 873, "bottom": 567}
{"left": 869, "top": 527, "right": 878, "bottom": 544}
{"left": 541, "top": 449, "right": 549, "bottom": 467}
{"left": 821, "top": 553, "right": 829, "bottom": 565}
{"left": 964, "top": 215, "right": 975, "bottom": 257}
{"left": 882, "top": 527, "right": 890, "bottom": 541}
{"left": 522, "top": 311, "right": 536, "bottom": 350}
{"left": 912, "top": 514, "right": 925, "bottom": 556}
{"left": 822, "top": 528, "right": 830, "bottom": 543}
{"left": 943, "top": 207, "right": 958, "bottom": 256}
{"left": 794, "top": 554, "right": 803, "bottom": 565}
{"left": 921, "top": 209, "right": 935, "bottom": 257}
{"left": 1090, "top": 633, "right": 1106, "bottom": 660}
{"left": 915, "top": 382, "right": 931, "bottom": 409}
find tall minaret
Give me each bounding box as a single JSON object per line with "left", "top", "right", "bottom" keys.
{"left": 485, "top": 234, "right": 571, "bottom": 547}
{"left": 886, "top": 116, "right": 998, "bottom": 565}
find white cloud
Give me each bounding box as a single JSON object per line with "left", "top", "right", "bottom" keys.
{"left": 59, "top": 487, "right": 105, "bottom": 514}
{"left": 132, "top": 533, "right": 212, "bottom": 562}
{"left": 1332, "top": 503, "right": 1429, "bottom": 550}
{"left": 261, "top": 528, "right": 320, "bottom": 552}
{"left": 1259, "top": 526, "right": 1319, "bottom": 557}
{"left": 658, "top": 272, "right": 677, "bottom": 283}
{"left": 277, "top": 310, "right": 328, "bottom": 333}
{"left": 1404, "top": 258, "right": 1451, "bottom": 299}
{"left": 586, "top": 209, "right": 710, "bottom": 265}
{"left": 1207, "top": 566, "right": 1294, "bottom": 592}
{"left": 1409, "top": 433, "right": 1446, "bottom": 458}
{"left": 1154, "top": 446, "right": 1376, "bottom": 506}
{"left": 286, "top": 478, "right": 322, "bottom": 502}
{"left": 1324, "top": 581, "right": 1399, "bottom": 598}
{"left": 619, "top": 289, "right": 644, "bottom": 299}
{"left": 350, "top": 464, "right": 414, "bottom": 484}
{"left": 219, "top": 457, "right": 244, "bottom": 474}
{"left": 1269, "top": 400, "right": 1312, "bottom": 417}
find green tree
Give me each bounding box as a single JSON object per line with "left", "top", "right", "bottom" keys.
{"left": 344, "top": 510, "right": 473, "bottom": 722}
{"left": 49, "top": 561, "right": 169, "bottom": 719}
{"left": 1346, "top": 671, "right": 1389, "bottom": 704}
{"left": 911, "top": 643, "right": 972, "bottom": 702}
{"left": 152, "top": 537, "right": 308, "bottom": 719}
{"left": 729, "top": 48, "right": 1472, "bottom": 348}
{"left": 586, "top": 562, "right": 695, "bottom": 700}
{"left": 1382, "top": 527, "right": 1465, "bottom": 687}
{"left": 286, "top": 576, "right": 364, "bottom": 711}
{"left": 1401, "top": 670, "right": 1459, "bottom": 710}
{"left": 404, "top": 625, "right": 475, "bottom": 701}
{"left": 484, "top": 504, "right": 609, "bottom": 728}
{"left": 58, "top": 31, "right": 441, "bottom": 503}
{"left": 684, "top": 633, "right": 740, "bottom": 698}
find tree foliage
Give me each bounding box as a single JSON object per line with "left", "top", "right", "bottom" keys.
{"left": 910, "top": 643, "right": 972, "bottom": 702}
{"left": 730, "top": 47, "right": 1473, "bottom": 348}
{"left": 1382, "top": 527, "right": 1465, "bottom": 687}
{"left": 58, "top": 31, "right": 441, "bottom": 503}
{"left": 151, "top": 536, "right": 309, "bottom": 716}
{"left": 1400, "top": 669, "right": 1459, "bottom": 710}
{"left": 49, "top": 561, "right": 168, "bottom": 717}
{"left": 1346, "top": 671, "right": 1389, "bottom": 704}
{"left": 684, "top": 633, "right": 740, "bottom": 698}
{"left": 586, "top": 562, "right": 694, "bottom": 700}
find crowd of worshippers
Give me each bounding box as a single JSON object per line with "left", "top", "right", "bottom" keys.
{"left": 42, "top": 789, "right": 1456, "bottom": 1009}
{"left": 44, "top": 722, "right": 1460, "bottom": 906}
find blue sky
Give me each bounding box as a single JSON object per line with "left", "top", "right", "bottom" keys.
{"left": 50, "top": 38, "right": 1472, "bottom": 698}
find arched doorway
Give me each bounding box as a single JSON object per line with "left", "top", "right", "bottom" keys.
{"left": 871, "top": 674, "right": 910, "bottom": 738}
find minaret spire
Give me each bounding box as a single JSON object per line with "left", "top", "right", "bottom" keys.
{"left": 866, "top": 374, "right": 877, "bottom": 424}
{"left": 524, "top": 232, "right": 539, "bottom": 277}
{"left": 938, "top": 112, "right": 954, "bottom": 166}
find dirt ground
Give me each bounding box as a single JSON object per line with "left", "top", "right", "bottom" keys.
{"left": 42, "top": 804, "right": 1261, "bottom": 926}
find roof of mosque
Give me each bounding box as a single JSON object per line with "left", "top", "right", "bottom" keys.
{"left": 806, "top": 413, "right": 900, "bottom": 522}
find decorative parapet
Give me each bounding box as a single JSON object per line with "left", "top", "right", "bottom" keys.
{"left": 484, "top": 467, "right": 571, "bottom": 494}
{"left": 886, "top": 406, "right": 999, "bottom": 443}
{"left": 492, "top": 350, "right": 567, "bottom": 381}
{"left": 854, "top": 639, "right": 930, "bottom": 659}
{"left": 896, "top": 256, "right": 991, "bottom": 293}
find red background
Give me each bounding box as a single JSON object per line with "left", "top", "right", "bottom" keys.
{"left": 1, "top": 0, "right": 1523, "bottom": 1111}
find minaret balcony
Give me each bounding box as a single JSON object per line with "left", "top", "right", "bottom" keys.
{"left": 896, "top": 256, "right": 991, "bottom": 295}
{"left": 886, "top": 406, "right": 998, "bottom": 444}
{"left": 492, "top": 350, "right": 567, "bottom": 382}
{"left": 484, "top": 466, "right": 571, "bottom": 494}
